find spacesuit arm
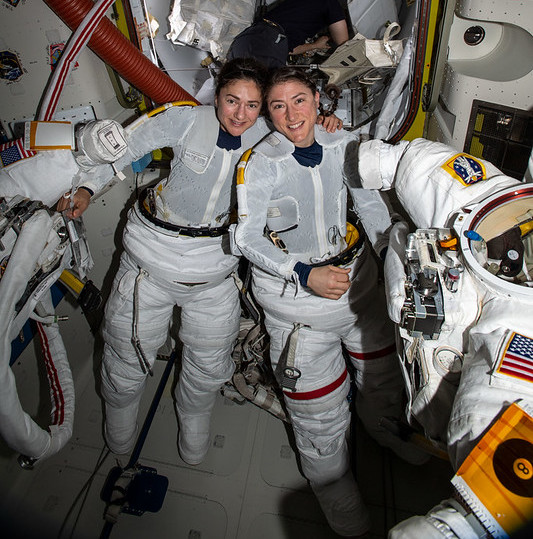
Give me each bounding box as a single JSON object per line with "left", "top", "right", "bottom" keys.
{"left": 358, "top": 139, "right": 409, "bottom": 190}
{"left": 235, "top": 153, "right": 299, "bottom": 281}
{"left": 359, "top": 138, "right": 520, "bottom": 229}
{"left": 349, "top": 186, "right": 393, "bottom": 258}
{"left": 77, "top": 106, "right": 196, "bottom": 198}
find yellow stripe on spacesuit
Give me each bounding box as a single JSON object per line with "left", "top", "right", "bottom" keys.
{"left": 236, "top": 148, "right": 253, "bottom": 185}
{"left": 126, "top": 101, "right": 198, "bottom": 134}
{"left": 519, "top": 218, "right": 533, "bottom": 237}
{"left": 59, "top": 269, "right": 85, "bottom": 295}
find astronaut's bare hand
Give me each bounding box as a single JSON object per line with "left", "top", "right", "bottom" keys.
{"left": 56, "top": 188, "right": 91, "bottom": 219}
{"left": 55, "top": 193, "right": 71, "bottom": 213}
{"left": 307, "top": 265, "right": 351, "bottom": 299}
{"left": 313, "top": 35, "right": 331, "bottom": 51}
{"left": 318, "top": 114, "right": 343, "bottom": 133}
{"left": 291, "top": 35, "right": 330, "bottom": 56}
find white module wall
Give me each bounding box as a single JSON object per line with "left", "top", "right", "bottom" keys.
{"left": 0, "top": 1, "right": 124, "bottom": 136}
{"left": 427, "top": 0, "right": 533, "bottom": 151}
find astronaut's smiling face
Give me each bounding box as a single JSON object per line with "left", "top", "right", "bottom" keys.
{"left": 267, "top": 80, "right": 320, "bottom": 148}
{"left": 215, "top": 80, "right": 262, "bottom": 137}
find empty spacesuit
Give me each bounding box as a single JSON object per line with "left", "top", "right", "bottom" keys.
{"left": 357, "top": 137, "right": 533, "bottom": 537}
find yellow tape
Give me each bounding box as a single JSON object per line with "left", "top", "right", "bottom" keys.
{"left": 345, "top": 222, "right": 360, "bottom": 248}
{"left": 236, "top": 148, "right": 253, "bottom": 185}
{"left": 59, "top": 270, "right": 84, "bottom": 295}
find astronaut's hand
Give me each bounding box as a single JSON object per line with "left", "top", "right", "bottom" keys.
{"left": 307, "top": 265, "right": 351, "bottom": 300}
{"left": 55, "top": 188, "right": 91, "bottom": 219}
{"left": 317, "top": 113, "right": 343, "bottom": 133}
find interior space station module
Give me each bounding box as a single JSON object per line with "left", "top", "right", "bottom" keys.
{"left": 0, "top": 0, "right": 532, "bottom": 538}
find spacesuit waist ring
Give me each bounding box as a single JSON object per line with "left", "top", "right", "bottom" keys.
{"left": 310, "top": 222, "right": 365, "bottom": 268}
{"left": 138, "top": 187, "right": 230, "bottom": 237}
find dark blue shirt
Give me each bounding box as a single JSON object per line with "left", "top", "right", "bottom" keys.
{"left": 268, "top": 0, "right": 345, "bottom": 51}
{"left": 292, "top": 141, "right": 323, "bottom": 167}
{"left": 217, "top": 127, "right": 241, "bottom": 150}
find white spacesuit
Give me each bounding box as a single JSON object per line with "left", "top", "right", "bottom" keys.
{"left": 235, "top": 127, "right": 427, "bottom": 537}
{"left": 0, "top": 121, "right": 113, "bottom": 463}
{"left": 81, "top": 105, "right": 270, "bottom": 460}
{"left": 357, "top": 137, "right": 533, "bottom": 538}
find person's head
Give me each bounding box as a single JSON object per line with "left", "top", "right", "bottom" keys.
{"left": 265, "top": 67, "right": 320, "bottom": 148}
{"left": 214, "top": 57, "right": 268, "bottom": 136}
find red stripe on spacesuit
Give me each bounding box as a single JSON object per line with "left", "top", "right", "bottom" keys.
{"left": 346, "top": 343, "right": 396, "bottom": 360}
{"left": 283, "top": 368, "right": 348, "bottom": 400}
{"left": 499, "top": 366, "right": 533, "bottom": 383}
{"left": 36, "top": 322, "right": 65, "bottom": 425}
{"left": 499, "top": 363, "right": 533, "bottom": 383}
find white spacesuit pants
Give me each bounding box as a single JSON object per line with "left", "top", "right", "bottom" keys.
{"left": 100, "top": 250, "right": 240, "bottom": 456}
{"left": 253, "top": 250, "right": 419, "bottom": 535}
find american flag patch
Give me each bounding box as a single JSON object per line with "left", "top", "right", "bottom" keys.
{"left": 496, "top": 332, "right": 533, "bottom": 384}
{"left": 0, "top": 138, "right": 36, "bottom": 168}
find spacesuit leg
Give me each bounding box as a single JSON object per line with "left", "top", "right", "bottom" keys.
{"left": 266, "top": 318, "right": 371, "bottom": 537}
{"left": 388, "top": 498, "right": 483, "bottom": 539}
{"left": 101, "top": 252, "right": 174, "bottom": 455}
{"left": 345, "top": 257, "right": 429, "bottom": 465}
{"left": 174, "top": 275, "right": 240, "bottom": 465}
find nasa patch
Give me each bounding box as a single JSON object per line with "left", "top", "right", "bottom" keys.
{"left": 442, "top": 153, "right": 486, "bottom": 186}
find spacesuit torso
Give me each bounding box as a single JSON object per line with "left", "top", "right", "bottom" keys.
{"left": 84, "top": 106, "right": 270, "bottom": 283}
{"left": 359, "top": 138, "right": 533, "bottom": 460}
{"left": 359, "top": 138, "right": 533, "bottom": 538}
{"left": 85, "top": 105, "right": 269, "bottom": 228}
{"left": 235, "top": 126, "right": 391, "bottom": 281}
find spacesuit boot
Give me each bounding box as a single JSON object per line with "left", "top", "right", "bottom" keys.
{"left": 349, "top": 352, "right": 430, "bottom": 465}
{"left": 176, "top": 411, "right": 212, "bottom": 466}
{"left": 311, "top": 471, "right": 371, "bottom": 537}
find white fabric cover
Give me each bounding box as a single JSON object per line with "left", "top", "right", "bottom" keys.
{"left": 236, "top": 127, "right": 428, "bottom": 535}
{"left": 167, "top": 0, "right": 256, "bottom": 59}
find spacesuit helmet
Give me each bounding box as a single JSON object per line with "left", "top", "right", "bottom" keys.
{"left": 457, "top": 184, "right": 533, "bottom": 299}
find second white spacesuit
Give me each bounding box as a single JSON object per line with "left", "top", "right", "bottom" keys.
{"left": 235, "top": 126, "right": 427, "bottom": 536}
{"left": 358, "top": 137, "right": 533, "bottom": 538}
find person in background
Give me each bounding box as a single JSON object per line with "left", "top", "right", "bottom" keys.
{"left": 234, "top": 67, "right": 427, "bottom": 536}
{"left": 227, "top": 0, "right": 350, "bottom": 68}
